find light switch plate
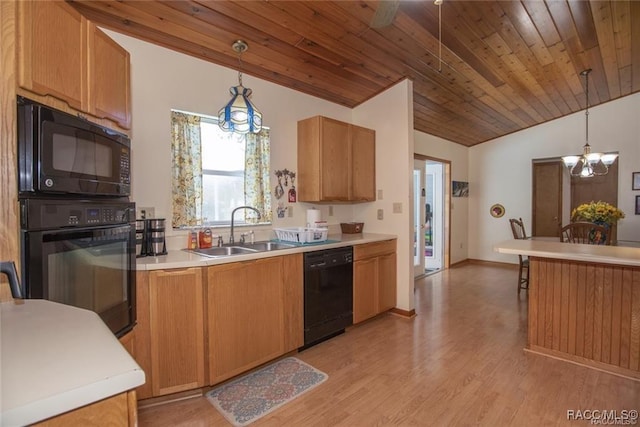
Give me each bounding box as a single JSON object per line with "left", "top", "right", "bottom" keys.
{"left": 377, "top": 209, "right": 384, "bottom": 220}
{"left": 393, "top": 202, "right": 402, "bottom": 214}
{"left": 288, "top": 206, "right": 293, "bottom": 217}
{"left": 328, "top": 206, "right": 334, "bottom": 216}
{"left": 377, "top": 189, "right": 383, "bottom": 200}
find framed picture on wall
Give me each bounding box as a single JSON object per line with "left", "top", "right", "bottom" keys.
{"left": 636, "top": 195, "right": 640, "bottom": 215}
{"left": 633, "top": 172, "right": 640, "bottom": 190}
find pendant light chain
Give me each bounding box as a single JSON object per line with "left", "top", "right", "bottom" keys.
{"left": 438, "top": 0, "right": 442, "bottom": 73}
{"left": 583, "top": 69, "right": 590, "bottom": 148}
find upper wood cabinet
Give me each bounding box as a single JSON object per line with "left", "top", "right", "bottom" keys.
{"left": 297, "top": 116, "right": 376, "bottom": 202}
{"left": 87, "top": 23, "right": 131, "bottom": 128}
{"left": 17, "top": 0, "right": 131, "bottom": 130}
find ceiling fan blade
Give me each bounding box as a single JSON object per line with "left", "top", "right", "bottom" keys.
{"left": 370, "top": 0, "right": 400, "bottom": 28}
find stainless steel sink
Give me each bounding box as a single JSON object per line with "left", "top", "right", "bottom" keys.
{"left": 189, "top": 246, "right": 258, "bottom": 257}
{"left": 242, "top": 241, "right": 297, "bottom": 251}
{"left": 187, "top": 241, "right": 296, "bottom": 257}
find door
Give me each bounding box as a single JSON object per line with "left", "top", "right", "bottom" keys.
{"left": 413, "top": 159, "right": 426, "bottom": 276}
{"left": 532, "top": 161, "right": 563, "bottom": 236}
{"left": 425, "top": 162, "right": 444, "bottom": 271}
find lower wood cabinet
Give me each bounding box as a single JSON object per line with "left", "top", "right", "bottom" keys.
{"left": 134, "top": 268, "right": 205, "bottom": 399}
{"left": 353, "top": 239, "right": 397, "bottom": 324}
{"left": 33, "top": 391, "right": 137, "bottom": 427}
{"left": 207, "top": 254, "right": 303, "bottom": 385}
{"left": 133, "top": 254, "right": 303, "bottom": 399}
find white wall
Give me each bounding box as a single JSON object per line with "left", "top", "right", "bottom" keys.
{"left": 353, "top": 80, "right": 415, "bottom": 312}
{"left": 414, "top": 132, "right": 469, "bottom": 265}
{"left": 469, "top": 92, "right": 640, "bottom": 263}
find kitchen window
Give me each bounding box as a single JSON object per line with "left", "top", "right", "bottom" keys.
{"left": 170, "top": 110, "right": 272, "bottom": 228}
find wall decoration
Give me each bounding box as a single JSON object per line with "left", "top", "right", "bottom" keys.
{"left": 490, "top": 203, "right": 505, "bottom": 218}
{"left": 636, "top": 196, "right": 640, "bottom": 215}
{"left": 452, "top": 181, "right": 469, "bottom": 197}
{"left": 633, "top": 172, "right": 640, "bottom": 190}
{"left": 274, "top": 169, "right": 296, "bottom": 201}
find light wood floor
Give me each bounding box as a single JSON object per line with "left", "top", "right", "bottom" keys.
{"left": 138, "top": 263, "right": 640, "bottom": 426}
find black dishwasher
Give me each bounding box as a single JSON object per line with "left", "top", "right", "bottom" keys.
{"left": 303, "top": 246, "right": 353, "bottom": 348}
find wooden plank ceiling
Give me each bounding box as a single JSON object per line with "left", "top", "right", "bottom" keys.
{"left": 68, "top": 0, "right": 640, "bottom": 147}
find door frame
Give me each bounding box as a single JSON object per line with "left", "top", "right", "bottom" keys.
{"left": 413, "top": 154, "right": 451, "bottom": 274}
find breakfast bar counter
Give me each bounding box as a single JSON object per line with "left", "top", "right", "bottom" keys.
{"left": 495, "top": 239, "right": 640, "bottom": 381}
{"left": 1, "top": 299, "right": 145, "bottom": 426}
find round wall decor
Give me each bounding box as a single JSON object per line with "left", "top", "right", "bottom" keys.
{"left": 490, "top": 204, "right": 505, "bottom": 218}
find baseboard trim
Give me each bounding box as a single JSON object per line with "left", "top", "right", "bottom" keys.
{"left": 390, "top": 307, "right": 416, "bottom": 319}
{"left": 453, "top": 258, "right": 517, "bottom": 269}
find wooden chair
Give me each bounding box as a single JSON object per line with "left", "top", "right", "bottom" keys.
{"left": 508, "top": 218, "right": 529, "bottom": 294}
{"left": 560, "top": 222, "right": 612, "bottom": 245}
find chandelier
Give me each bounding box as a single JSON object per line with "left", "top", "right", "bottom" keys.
{"left": 561, "top": 69, "right": 617, "bottom": 177}
{"left": 218, "top": 40, "right": 262, "bottom": 134}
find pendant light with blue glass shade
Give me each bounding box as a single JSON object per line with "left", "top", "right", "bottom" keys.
{"left": 218, "top": 40, "right": 262, "bottom": 134}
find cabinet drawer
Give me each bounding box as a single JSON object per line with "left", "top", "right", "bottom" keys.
{"left": 353, "top": 239, "right": 396, "bottom": 260}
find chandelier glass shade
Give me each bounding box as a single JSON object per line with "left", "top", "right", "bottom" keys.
{"left": 561, "top": 69, "right": 617, "bottom": 177}
{"left": 218, "top": 40, "right": 262, "bottom": 134}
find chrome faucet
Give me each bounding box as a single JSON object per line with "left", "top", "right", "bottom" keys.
{"left": 229, "top": 206, "right": 261, "bottom": 245}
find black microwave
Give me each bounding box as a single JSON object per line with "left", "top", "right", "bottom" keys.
{"left": 18, "top": 96, "right": 131, "bottom": 198}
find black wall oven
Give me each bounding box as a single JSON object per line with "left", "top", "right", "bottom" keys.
{"left": 17, "top": 96, "right": 136, "bottom": 337}
{"left": 20, "top": 198, "right": 136, "bottom": 337}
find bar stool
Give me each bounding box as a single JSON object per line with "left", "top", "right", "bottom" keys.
{"left": 508, "top": 218, "right": 529, "bottom": 294}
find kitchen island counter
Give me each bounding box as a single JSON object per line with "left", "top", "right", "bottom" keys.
{"left": 1, "top": 299, "right": 145, "bottom": 426}
{"left": 495, "top": 239, "right": 640, "bottom": 381}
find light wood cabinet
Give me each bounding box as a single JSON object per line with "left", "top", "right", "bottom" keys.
{"left": 207, "top": 254, "right": 303, "bottom": 385}
{"left": 33, "top": 391, "right": 137, "bottom": 427}
{"left": 87, "top": 22, "right": 131, "bottom": 128}
{"left": 297, "top": 116, "right": 375, "bottom": 202}
{"left": 353, "top": 240, "right": 397, "bottom": 324}
{"left": 17, "top": 0, "right": 131, "bottom": 129}
{"left": 134, "top": 268, "right": 205, "bottom": 399}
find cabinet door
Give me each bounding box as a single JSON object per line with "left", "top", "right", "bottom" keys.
{"left": 353, "top": 257, "right": 378, "bottom": 324}
{"left": 282, "top": 254, "right": 304, "bottom": 351}
{"left": 351, "top": 125, "right": 376, "bottom": 201}
{"left": 377, "top": 252, "right": 397, "bottom": 312}
{"left": 208, "top": 258, "right": 285, "bottom": 384}
{"left": 319, "top": 118, "right": 350, "bottom": 200}
{"left": 88, "top": 24, "right": 131, "bottom": 129}
{"left": 148, "top": 268, "right": 205, "bottom": 396}
{"left": 17, "top": 0, "right": 87, "bottom": 110}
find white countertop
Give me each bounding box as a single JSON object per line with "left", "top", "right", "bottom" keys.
{"left": 136, "top": 232, "right": 397, "bottom": 270}
{"left": 1, "top": 299, "right": 145, "bottom": 426}
{"left": 494, "top": 239, "right": 640, "bottom": 267}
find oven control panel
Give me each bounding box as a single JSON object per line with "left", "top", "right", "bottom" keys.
{"left": 21, "top": 199, "right": 135, "bottom": 230}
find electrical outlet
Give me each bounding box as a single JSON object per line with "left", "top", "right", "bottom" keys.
{"left": 377, "top": 209, "right": 384, "bottom": 220}
{"left": 377, "top": 189, "right": 383, "bottom": 200}
{"left": 288, "top": 206, "right": 293, "bottom": 217}
{"left": 136, "top": 207, "right": 155, "bottom": 219}
{"left": 392, "top": 202, "right": 402, "bottom": 214}
{"left": 328, "top": 206, "right": 334, "bottom": 216}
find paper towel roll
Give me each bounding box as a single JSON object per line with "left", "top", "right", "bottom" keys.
{"left": 306, "top": 209, "right": 322, "bottom": 227}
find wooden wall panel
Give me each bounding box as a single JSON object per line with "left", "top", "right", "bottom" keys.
{"left": 528, "top": 257, "right": 640, "bottom": 379}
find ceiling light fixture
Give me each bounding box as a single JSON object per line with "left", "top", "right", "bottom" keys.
{"left": 561, "top": 69, "right": 617, "bottom": 178}
{"left": 218, "top": 40, "right": 262, "bottom": 134}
